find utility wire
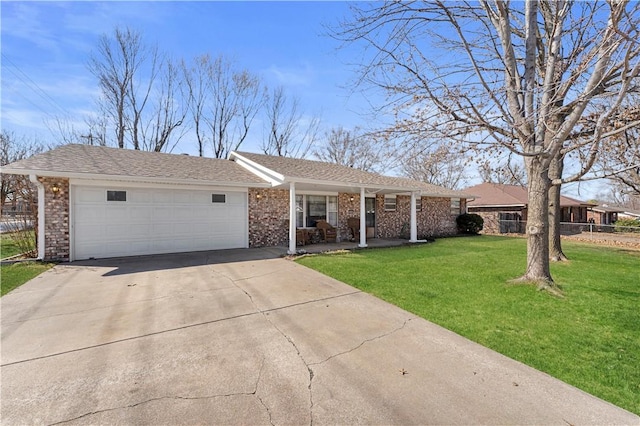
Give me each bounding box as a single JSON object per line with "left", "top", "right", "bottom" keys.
{"left": 1, "top": 53, "right": 71, "bottom": 118}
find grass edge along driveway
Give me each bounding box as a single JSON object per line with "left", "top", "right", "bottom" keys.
{"left": 297, "top": 235, "right": 640, "bottom": 415}
{"left": 1, "top": 262, "right": 54, "bottom": 296}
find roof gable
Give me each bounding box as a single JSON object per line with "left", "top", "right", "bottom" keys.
{"left": 231, "top": 151, "right": 470, "bottom": 197}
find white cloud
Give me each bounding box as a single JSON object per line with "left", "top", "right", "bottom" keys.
{"left": 266, "top": 63, "right": 315, "bottom": 87}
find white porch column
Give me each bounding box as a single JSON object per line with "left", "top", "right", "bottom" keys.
{"left": 409, "top": 191, "right": 418, "bottom": 243}
{"left": 288, "top": 181, "right": 297, "bottom": 255}
{"left": 30, "top": 175, "right": 45, "bottom": 260}
{"left": 359, "top": 187, "right": 368, "bottom": 248}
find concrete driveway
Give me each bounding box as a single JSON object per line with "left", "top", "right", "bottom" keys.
{"left": 1, "top": 249, "right": 637, "bottom": 425}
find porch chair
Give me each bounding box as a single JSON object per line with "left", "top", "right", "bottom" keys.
{"left": 296, "top": 229, "right": 307, "bottom": 246}
{"left": 285, "top": 219, "right": 310, "bottom": 246}
{"left": 315, "top": 219, "right": 337, "bottom": 243}
{"left": 347, "top": 217, "right": 360, "bottom": 242}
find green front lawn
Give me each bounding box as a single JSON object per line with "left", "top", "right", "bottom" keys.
{"left": 1, "top": 232, "right": 26, "bottom": 259}
{"left": 297, "top": 235, "right": 640, "bottom": 414}
{"left": 1, "top": 262, "right": 54, "bottom": 296}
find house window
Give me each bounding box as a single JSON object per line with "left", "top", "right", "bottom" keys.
{"left": 384, "top": 195, "right": 397, "bottom": 211}
{"left": 107, "top": 190, "right": 126, "bottom": 202}
{"left": 451, "top": 198, "right": 461, "bottom": 215}
{"left": 415, "top": 197, "right": 422, "bottom": 212}
{"left": 212, "top": 194, "right": 226, "bottom": 203}
{"left": 295, "top": 195, "right": 338, "bottom": 227}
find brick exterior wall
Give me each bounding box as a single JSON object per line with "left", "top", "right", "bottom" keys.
{"left": 39, "top": 181, "right": 465, "bottom": 257}
{"left": 418, "top": 197, "right": 459, "bottom": 238}
{"left": 475, "top": 211, "right": 500, "bottom": 233}
{"left": 468, "top": 207, "right": 527, "bottom": 234}
{"left": 248, "top": 188, "right": 290, "bottom": 247}
{"left": 337, "top": 192, "right": 360, "bottom": 242}
{"left": 376, "top": 195, "right": 459, "bottom": 239}
{"left": 39, "top": 177, "right": 70, "bottom": 261}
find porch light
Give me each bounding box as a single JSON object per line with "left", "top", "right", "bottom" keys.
{"left": 350, "top": 196, "right": 355, "bottom": 202}
{"left": 256, "top": 193, "right": 262, "bottom": 199}
{"left": 51, "top": 183, "right": 61, "bottom": 194}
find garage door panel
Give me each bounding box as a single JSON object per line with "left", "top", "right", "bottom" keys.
{"left": 192, "top": 207, "right": 212, "bottom": 220}
{"left": 226, "top": 192, "right": 245, "bottom": 204}
{"left": 125, "top": 223, "right": 151, "bottom": 238}
{"left": 173, "top": 207, "right": 193, "bottom": 220}
{"left": 130, "top": 206, "right": 152, "bottom": 221}
{"left": 228, "top": 206, "right": 246, "bottom": 217}
{"left": 77, "top": 188, "right": 104, "bottom": 203}
{"left": 152, "top": 207, "right": 174, "bottom": 221}
{"left": 75, "top": 222, "right": 105, "bottom": 239}
{"left": 74, "top": 187, "right": 248, "bottom": 260}
{"left": 152, "top": 192, "right": 172, "bottom": 203}
{"left": 75, "top": 205, "right": 106, "bottom": 222}
{"left": 129, "top": 190, "right": 152, "bottom": 203}
{"left": 105, "top": 206, "right": 129, "bottom": 222}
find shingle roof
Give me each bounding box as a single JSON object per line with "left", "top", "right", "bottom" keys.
{"left": 2, "top": 144, "right": 268, "bottom": 185}
{"left": 589, "top": 204, "right": 625, "bottom": 213}
{"left": 466, "top": 182, "right": 593, "bottom": 207}
{"left": 233, "top": 151, "right": 469, "bottom": 197}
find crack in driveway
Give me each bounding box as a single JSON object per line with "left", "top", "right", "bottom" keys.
{"left": 224, "top": 270, "right": 319, "bottom": 426}
{"left": 309, "top": 318, "right": 414, "bottom": 367}
{"left": 49, "top": 358, "right": 269, "bottom": 426}
{"left": 1, "top": 292, "right": 359, "bottom": 368}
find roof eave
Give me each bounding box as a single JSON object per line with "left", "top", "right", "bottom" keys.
{"left": 468, "top": 203, "right": 527, "bottom": 208}
{"left": 281, "top": 176, "right": 468, "bottom": 197}
{"left": 1, "top": 168, "right": 271, "bottom": 188}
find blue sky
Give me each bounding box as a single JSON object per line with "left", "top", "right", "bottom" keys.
{"left": 1, "top": 1, "right": 376, "bottom": 152}
{"left": 0, "top": 1, "right": 608, "bottom": 199}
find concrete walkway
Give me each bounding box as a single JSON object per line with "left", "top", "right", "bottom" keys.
{"left": 1, "top": 248, "right": 637, "bottom": 425}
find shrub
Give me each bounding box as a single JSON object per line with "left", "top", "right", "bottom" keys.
{"left": 614, "top": 218, "right": 640, "bottom": 233}
{"left": 456, "top": 213, "right": 484, "bottom": 234}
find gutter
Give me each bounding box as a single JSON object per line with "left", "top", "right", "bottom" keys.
{"left": 4, "top": 168, "right": 270, "bottom": 189}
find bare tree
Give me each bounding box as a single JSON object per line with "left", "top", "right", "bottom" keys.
{"left": 0, "top": 131, "right": 42, "bottom": 211}
{"left": 336, "top": 1, "right": 640, "bottom": 286}
{"left": 88, "top": 26, "right": 186, "bottom": 152}
{"left": 262, "top": 86, "right": 321, "bottom": 158}
{"left": 88, "top": 27, "right": 142, "bottom": 149}
{"left": 597, "top": 105, "right": 640, "bottom": 196}
{"left": 182, "top": 54, "right": 264, "bottom": 158}
{"left": 478, "top": 155, "right": 527, "bottom": 186}
{"left": 138, "top": 58, "right": 187, "bottom": 152}
{"left": 1, "top": 131, "right": 42, "bottom": 256}
{"left": 182, "top": 55, "right": 211, "bottom": 157}
{"left": 402, "top": 145, "right": 469, "bottom": 190}
{"left": 313, "top": 127, "right": 380, "bottom": 171}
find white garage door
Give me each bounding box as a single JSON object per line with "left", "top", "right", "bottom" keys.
{"left": 73, "top": 186, "right": 247, "bottom": 260}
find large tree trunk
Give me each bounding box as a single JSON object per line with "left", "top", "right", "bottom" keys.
{"left": 519, "top": 157, "right": 554, "bottom": 286}
{"left": 548, "top": 154, "right": 568, "bottom": 261}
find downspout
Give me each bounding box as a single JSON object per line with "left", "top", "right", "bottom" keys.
{"left": 29, "top": 175, "right": 45, "bottom": 260}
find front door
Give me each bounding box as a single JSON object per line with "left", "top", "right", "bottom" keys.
{"left": 365, "top": 197, "right": 376, "bottom": 237}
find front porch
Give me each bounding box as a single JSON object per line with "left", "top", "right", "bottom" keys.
{"left": 291, "top": 238, "right": 420, "bottom": 255}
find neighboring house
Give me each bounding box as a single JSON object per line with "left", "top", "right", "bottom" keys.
{"left": 2, "top": 144, "right": 470, "bottom": 261}
{"left": 618, "top": 209, "right": 640, "bottom": 221}
{"left": 465, "top": 182, "right": 595, "bottom": 234}
{"left": 586, "top": 205, "right": 622, "bottom": 225}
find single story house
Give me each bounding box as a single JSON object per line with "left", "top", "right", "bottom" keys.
{"left": 618, "top": 208, "right": 640, "bottom": 221}
{"left": 465, "top": 182, "right": 595, "bottom": 234}
{"left": 2, "top": 144, "right": 471, "bottom": 261}
{"left": 586, "top": 205, "right": 622, "bottom": 225}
